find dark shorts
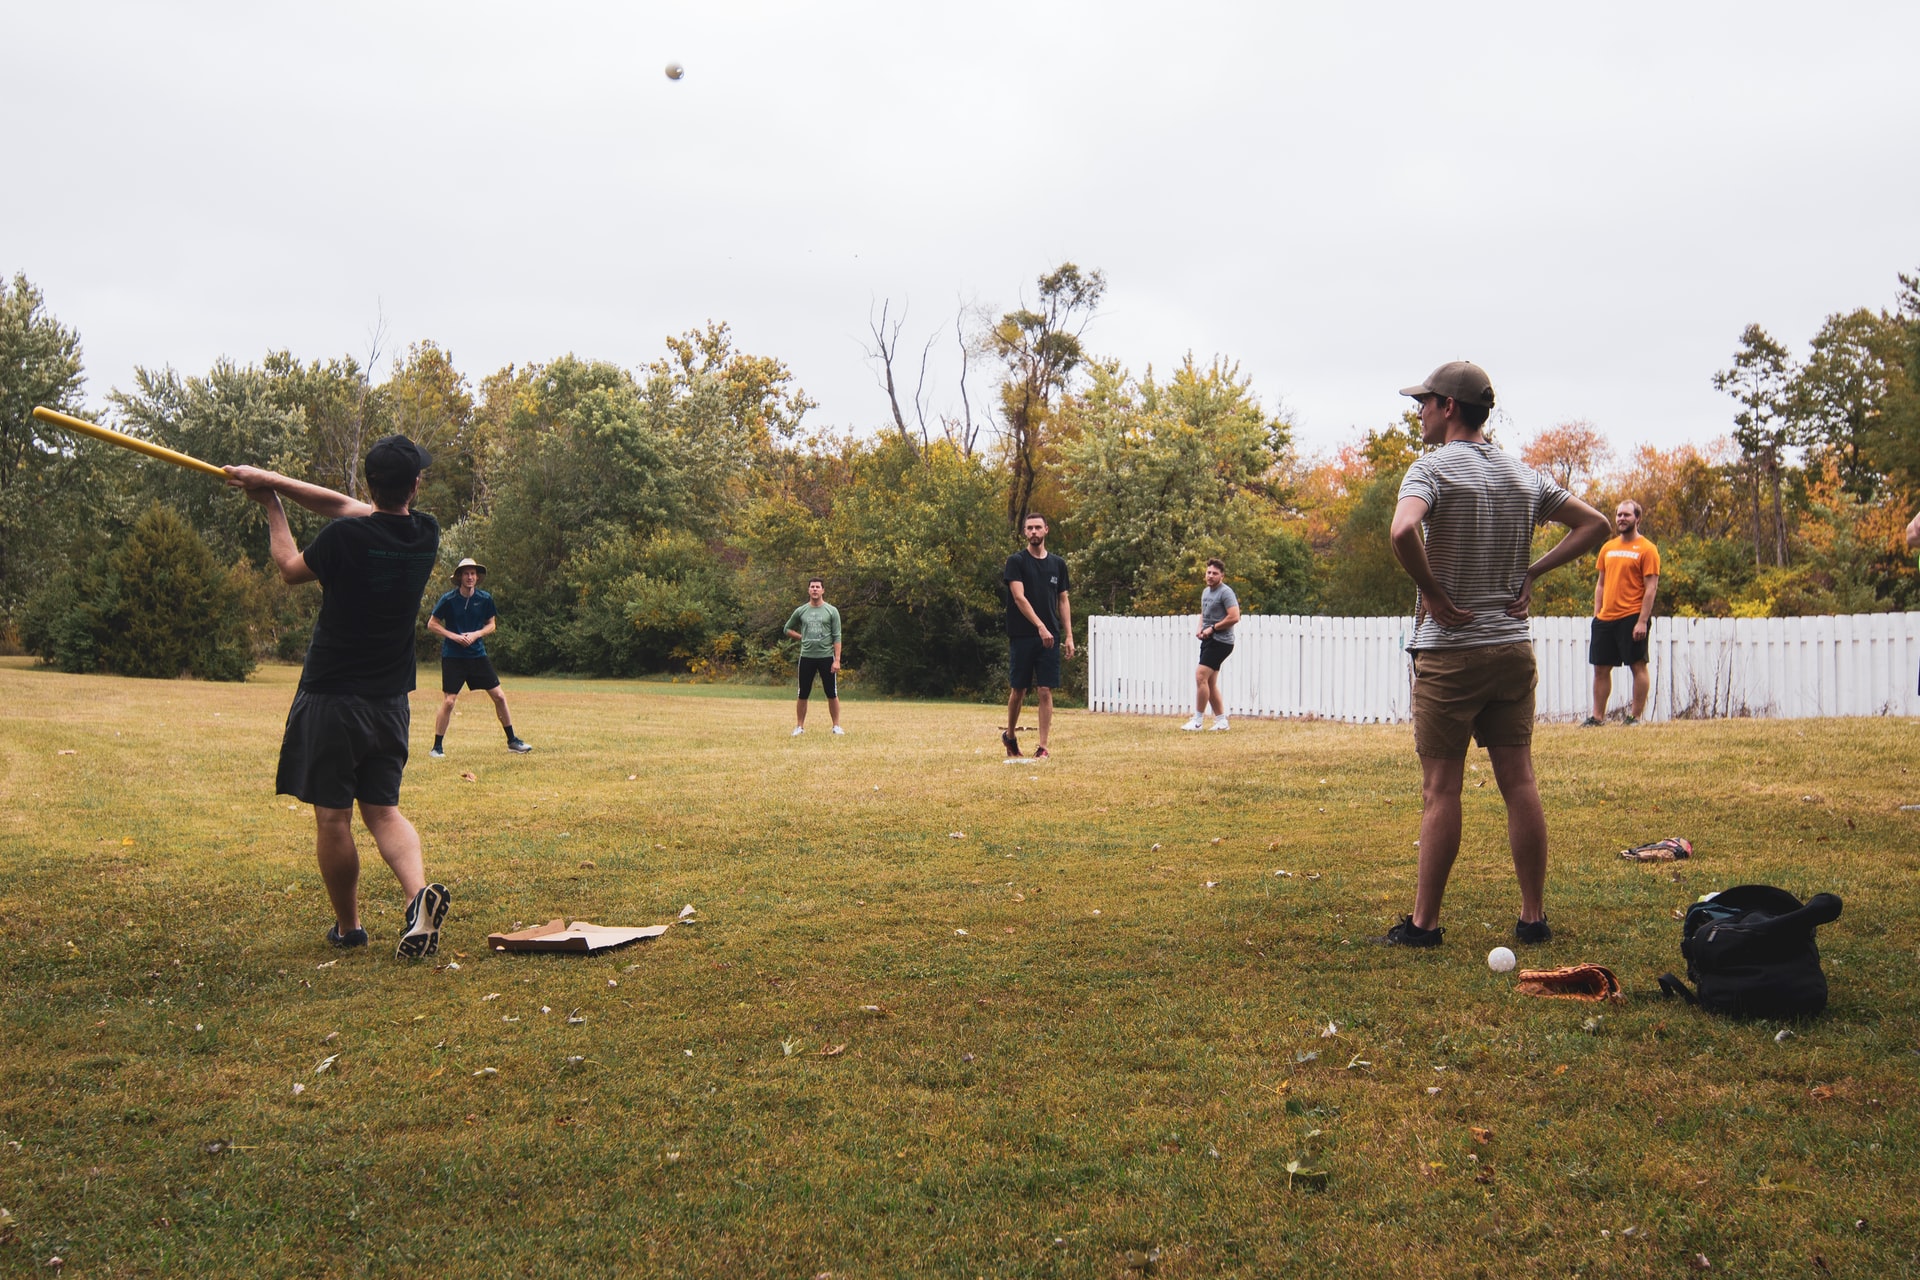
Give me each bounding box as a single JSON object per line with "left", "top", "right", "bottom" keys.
{"left": 1008, "top": 636, "right": 1062, "bottom": 690}
{"left": 1199, "top": 637, "right": 1235, "bottom": 670}
{"left": 798, "top": 655, "right": 837, "bottom": 699}
{"left": 1410, "top": 643, "right": 1537, "bottom": 759}
{"left": 275, "top": 690, "right": 410, "bottom": 809}
{"left": 1589, "top": 616, "right": 1648, "bottom": 668}
{"left": 441, "top": 655, "right": 501, "bottom": 694}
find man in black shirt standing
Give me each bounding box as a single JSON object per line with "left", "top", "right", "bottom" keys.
{"left": 225, "top": 436, "right": 451, "bottom": 959}
{"left": 1002, "top": 513, "right": 1073, "bottom": 759}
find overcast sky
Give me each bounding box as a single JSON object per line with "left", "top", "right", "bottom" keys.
{"left": 6, "top": 1, "right": 1916, "bottom": 461}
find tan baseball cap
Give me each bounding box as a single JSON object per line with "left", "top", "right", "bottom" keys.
{"left": 1400, "top": 361, "right": 1495, "bottom": 408}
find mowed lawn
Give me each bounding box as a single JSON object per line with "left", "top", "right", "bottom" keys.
{"left": 1, "top": 657, "right": 1916, "bottom": 1279}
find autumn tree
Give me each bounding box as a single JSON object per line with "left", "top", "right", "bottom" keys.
{"left": 990, "top": 263, "right": 1105, "bottom": 530}
{"left": 1521, "top": 420, "right": 1612, "bottom": 497}
{"left": 1713, "top": 324, "right": 1794, "bottom": 567}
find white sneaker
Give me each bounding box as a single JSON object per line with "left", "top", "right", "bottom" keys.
{"left": 1210, "top": 716, "right": 1231, "bottom": 731}
{"left": 831, "top": 725, "right": 846, "bottom": 735}
{"left": 1181, "top": 715, "right": 1204, "bottom": 731}
{"left": 791, "top": 726, "right": 805, "bottom": 736}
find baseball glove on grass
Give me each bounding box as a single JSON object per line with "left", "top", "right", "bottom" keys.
{"left": 1619, "top": 837, "right": 1692, "bottom": 862}
{"left": 1515, "top": 963, "right": 1623, "bottom": 1001}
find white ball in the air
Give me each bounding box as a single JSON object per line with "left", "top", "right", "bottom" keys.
{"left": 665, "top": 62, "right": 684, "bottom": 81}
{"left": 1487, "top": 946, "right": 1517, "bottom": 973}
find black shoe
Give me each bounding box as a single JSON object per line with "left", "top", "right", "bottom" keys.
{"left": 1375, "top": 915, "right": 1444, "bottom": 947}
{"left": 1002, "top": 729, "right": 1021, "bottom": 758}
{"left": 507, "top": 737, "right": 532, "bottom": 754}
{"left": 396, "top": 883, "right": 450, "bottom": 959}
{"left": 1514, "top": 916, "right": 1552, "bottom": 944}
{"left": 326, "top": 923, "right": 368, "bottom": 948}
{"left": 1580, "top": 716, "right": 1603, "bottom": 728}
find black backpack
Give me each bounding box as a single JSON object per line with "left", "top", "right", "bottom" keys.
{"left": 1658, "top": 885, "right": 1842, "bottom": 1019}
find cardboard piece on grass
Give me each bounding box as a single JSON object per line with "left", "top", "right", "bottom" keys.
{"left": 488, "top": 919, "right": 670, "bottom": 954}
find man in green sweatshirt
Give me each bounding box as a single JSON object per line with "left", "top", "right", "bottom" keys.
{"left": 784, "top": 577, "right": 844, "bottom": 736}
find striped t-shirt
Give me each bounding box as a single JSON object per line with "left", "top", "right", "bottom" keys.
{"left": 1397, "top": 440, "right": 1570, "bottom": 651}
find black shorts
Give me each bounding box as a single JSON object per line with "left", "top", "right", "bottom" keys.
{"left": 1199, "top": 637, "right": 1235, "bottom": 670}
{"left": 1589, "top": 616, "right": 1648, "bottom": 668}
{"left": 1008, "top": 636, "right": 1062, "bottom": 690}
{"left": 798, "top": 655, "right": 837, "bottom": 700}
{"left": 275, "top": 690, "right": 410, "bottom": 810}
{"left": 442, "top": 655, "right": 501, "bottom": 694}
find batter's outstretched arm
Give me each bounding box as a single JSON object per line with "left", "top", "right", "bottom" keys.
{"left": 223, "top": 465, "right": 374, "bottom": 519}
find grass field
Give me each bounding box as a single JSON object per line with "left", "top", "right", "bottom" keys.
{"left": 2, "top": 656, "right": 1916, "bottom": 1278}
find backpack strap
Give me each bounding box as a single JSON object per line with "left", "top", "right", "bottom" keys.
{"left": 1657, "top": 973, "right": 1695, "bottom": 1003}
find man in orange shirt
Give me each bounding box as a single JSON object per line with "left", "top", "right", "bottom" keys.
{"left": 1586, "top": 500, "right": 1661, "bottom": 725}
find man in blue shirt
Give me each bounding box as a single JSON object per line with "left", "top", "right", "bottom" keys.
{"left": 427, "top": 558, "right": 531, "bottom": 757}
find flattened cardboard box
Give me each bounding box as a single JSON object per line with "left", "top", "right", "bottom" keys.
{"left": 489, "top": 919, "right": 671, "bottom": 953}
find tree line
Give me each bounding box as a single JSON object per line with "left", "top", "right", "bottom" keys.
{"left": 2, "top": 263, "right": 1916, "bottom": 691}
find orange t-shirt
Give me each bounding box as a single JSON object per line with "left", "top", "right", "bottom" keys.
{"left": 1595, "top": 536, "right": 1660, "bottom": 621}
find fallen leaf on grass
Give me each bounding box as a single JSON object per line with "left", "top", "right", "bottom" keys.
{"left": 819, "top": 1044, "right": 846, "bottom": 1057}
{"left": 577, "top": 860, "right": 595, "bottom": 870}
{"left": 290, "top": 1082, "right": 305, "bottom": 1096}
{"left": 315, "top": 960, "right": 337, "bottom": 970}
{"left": 1284, "top": 1159, "right": 1328, "bottom": 1189}
{"left": 1274, "top": 869, "right": 1293, "bottom": 878}
{"left": 1426, "top": 1086, "right": 1442, "bottom": 1096}
{"left": 781, "top": 1038, "right": 801, "bottom": 1057}
{"left": 445, "top": 962, "right": 461, "bottom": 971}
{"left": 202, "top": 1139, "right": 233, "bottom": 1155}
{"left": 56, "top": 749, "right": 75, "bottom": 756}
{"left": 859, "top": 1005, "right": 887, "bottom": 1015}
{"left": 1344, "top": 1054, "right": 1371, "bottom": 1070}
{"left": 482, "top": 993, "right": 500, "bottom": 1002}
{"left": 1150, "top": 843, "right": 1162, "bottom": 851}
{"left": 1210, "top": 837, "right": 1224, "bottom": 845}
{"left": 1470, "top": 1126, "right": 1492, "bottom": 1144}
{"left": 1305, "top": 872, "right": 1321, "bottom": 881}
{"left": 1775, "top": 1029, "right": 1796, "bottom": 1043}
{"left": 473, "top": 1067, "right": 497, "bottom": 1077}
{"left": 1554, "top": 1064, "right": 1569, "bottom": 1075}
{"left": 1691, "top": 1254, "right": 1712, "bottom": 1271}
{"left": 314, "top": 1054, "right": 339, "bottom": 1074}
{"left": 1294, "top": 1050, "right": 1319, "bottom": 1064}
{"left": 1809, "top": 1085, "right": 1835, "bottom": 1101}
{"left": 460, "top": 771, "right": 477, "bottom": 782}
{"left": 954, "top": 928, "right": 969, "bottom": 936}
{"left": 678, "top": 904, "right": 697, "bottom": 920}
{"left": 1320, "top": 1020, "right": 1338, "bottom": 1038}
{"left": 1204, "top": 881, "right": 1218, "bottom": 890}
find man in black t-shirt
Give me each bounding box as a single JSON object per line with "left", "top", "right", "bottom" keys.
{"left": 225, "top": 436, "right": 451, "bottom": 960}
{"left": 1002, "top": 513, "right": 1073, "bottom": 759}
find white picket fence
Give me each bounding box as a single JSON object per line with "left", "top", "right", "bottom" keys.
{"left": 1087, "top": 613, "right": 1920, "bottom": 723}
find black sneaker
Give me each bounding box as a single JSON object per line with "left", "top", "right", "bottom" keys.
{"left": 396, "top": 883, "right": 451, "bottom": 959}
{"left": 326, "top": 923, "right": 368, "bottom": 948}
{"left": 1001, "top": 729, "right": 1021, "bottom": 758}
{"left": 1375, "top": 915, "right": 1444, "bottom": 947}
{"left": 507, "top": 737, "right": 532, "bottom": 754}
{"left": 1514, "top": 916, "right": 1552, "bottom": 944}
{"left": 1580, "top": 716, "right": 1603, "bottom": 728}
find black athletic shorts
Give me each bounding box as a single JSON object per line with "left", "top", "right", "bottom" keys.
{"left": 1199, "top": 637, "right": 1235, "bottom": 670}
{"left": 1589, "top": 615, "right": 1648, "bottom": 668}
{"left": 441, "top": 655, "right": 501, "bottom": 694}
{"left": 275, "top": 690, "right": 410, "bottom": 809}
{"left": 1008, "top": 636, "right": 1062, "bottom": 690}
{"left": 798, "top": 655, "right": 837, "bottom": 700}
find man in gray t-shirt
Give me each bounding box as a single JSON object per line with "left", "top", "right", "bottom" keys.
{"left": 1378, "top": 361, "right": 1607, "bottom": 951}
{"left": 1182, "top": 558, "right": 1241, "bottom": 731}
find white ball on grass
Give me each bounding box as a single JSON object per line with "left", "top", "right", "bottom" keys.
{"left": 1487, "top": 946, "right": 1517, "bottom": 973}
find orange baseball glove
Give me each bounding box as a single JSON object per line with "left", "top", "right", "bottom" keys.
{"left": 1514, "top": 963, "right": 1622, "bottom": 1001}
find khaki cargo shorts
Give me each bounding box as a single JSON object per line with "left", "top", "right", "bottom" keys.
{"left": 1410, "top": 642, "right": 1537, "bottom": 759}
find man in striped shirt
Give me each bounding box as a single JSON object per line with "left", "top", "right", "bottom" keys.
{"left": 1380, "top": 361, "right": 1608, "bottom": 949}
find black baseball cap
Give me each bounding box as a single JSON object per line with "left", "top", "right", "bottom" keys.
{"left": 363, "top": 435, "right": 432, "bottom": 488}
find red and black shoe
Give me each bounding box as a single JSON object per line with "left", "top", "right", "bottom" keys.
{"left": 1034, "top": 746, "right": 1051, "bottom": 760}
{"left": 1001, "top": 729, "right": 1021, "bottom": 758}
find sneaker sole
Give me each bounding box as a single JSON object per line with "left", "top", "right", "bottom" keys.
{"left": 397, "top": 883, "right": 451, "bottom": 959}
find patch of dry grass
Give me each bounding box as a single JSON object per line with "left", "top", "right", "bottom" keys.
{"left": 1, "top": 657, "right": 1915, "bottom": 1277}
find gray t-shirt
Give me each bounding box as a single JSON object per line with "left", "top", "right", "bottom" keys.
{"left": 1396, "top": 440, "right": 1570, "bottom": 651}
{"left": 1201, "top": 582, "right": 1239, "bottom": 643}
